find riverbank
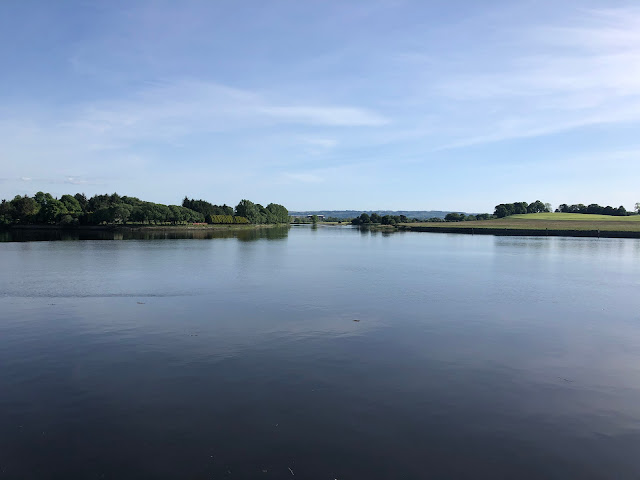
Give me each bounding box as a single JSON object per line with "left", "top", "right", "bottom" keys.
{"left": 3, "top": 223, "right": 282, "bottom": 232}
{"left": 1, "top": 223, "right": 291, "bottom": 242}
{"left": 395, "top": 213, "right": 640, "bottom": 238}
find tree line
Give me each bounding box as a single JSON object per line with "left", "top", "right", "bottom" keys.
{"left": 351, "top": 213, "right": 413, "bottom": 225}
{"left": 444, "top": 213, "right": 493, "bottom": 222}
{"left": 555, "top": 203, "right": 629, "bottom": 216}
{"left": 0, "top": 192, "right": 288, "bottom": 226}
{"left": 493, "top": 200, "right": 551, "bottom": 218}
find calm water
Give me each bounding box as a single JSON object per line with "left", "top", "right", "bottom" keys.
{"left": 1, "top": 226, "right": 640, "bottom": 479}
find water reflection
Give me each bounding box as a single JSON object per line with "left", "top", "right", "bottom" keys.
{"left": 1, "top": 227, "right": 640, "bottom": 479}
{"left": 0, "top": 226, "right": 290, "bottom": 242}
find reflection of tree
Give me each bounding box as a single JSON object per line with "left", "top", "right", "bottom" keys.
{"left": 1, "top": 225, "right": 291, "bottom": 242}
{"left": 236, "top": 226, "right": 289, "bottom": 242}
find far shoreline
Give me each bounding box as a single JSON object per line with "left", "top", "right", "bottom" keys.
{"left": 392, "top": 224, "right": 640, "bottom": 239}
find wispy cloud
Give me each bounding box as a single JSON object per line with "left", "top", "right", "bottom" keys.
{"left": 64, "top": 176, "right": 90, "bottom": 185}
{"left": 430, "top": 6, "right": 640, "bottom": 147}
{"left": 62, "top": 80, "right": 388, "bottom": 146}
{"left": 258, "top": 106, "right": 387, "bottom": 127}
{"left": 301, "top": 137, "right": 338, "bottom": 149}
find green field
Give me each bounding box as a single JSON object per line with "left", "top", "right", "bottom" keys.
{"left": 403, "top": 213, "right": 640, "bottom": 233}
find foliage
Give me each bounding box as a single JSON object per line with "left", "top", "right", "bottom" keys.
{"left": 351, "top": 212, "right": 423, "bottom": 225}
{"left": 0, "top": 191, "right": 257, "bottom": 226}
{"left": 182, "top": 197, "right": 233, "bottom": 217}
{"left": 205, "top": 214, "right": 249, "bottom": 224}
{"left": 555, "top": 203, "right": 628, "bottom": 216}
{"left": 234, "top": 199, "right": 289, "bottom": 224}
{"left": 494, "top": 200, "right": 550, "bottom": 218}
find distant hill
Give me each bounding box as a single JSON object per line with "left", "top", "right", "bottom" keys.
{"left": 289, "top": 210, "right": 462, "bottom": 220}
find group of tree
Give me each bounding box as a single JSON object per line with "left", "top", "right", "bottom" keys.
{"left": 350, "top": 212, "right": 495, "bottom": 225}
{"left": 182, "top": 197, "right": 234, "bottom": 217}
{"left": 0, "top": 192, "right": 288, "bottom": 226}
{"left": 444, "top": 212, "right": 493, "bottom": 222}
{"left": 351, "top": 213, "right": 413, "bottom": 225}
{"left": 494, "top": 200, "right": 551, "bottom": 218}
{"left": 555, "top": 203, "right": 629, "bottom": 216}
{"left": 0, "top": 192, "right": 206, "bottom": 226}
{"left": 234, "top": 199, "right": 289, "bottom": 224}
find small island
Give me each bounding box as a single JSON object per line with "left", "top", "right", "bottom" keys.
{"left": 0, "top": 192, "right": 289, "bottom": 230}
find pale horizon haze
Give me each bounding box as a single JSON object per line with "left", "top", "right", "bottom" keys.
{"left": 1, "top": 0, "right": 639, "bottom": 213}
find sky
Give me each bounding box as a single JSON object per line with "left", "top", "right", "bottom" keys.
{"left": 1, "top": 0, "right": 639, "bottom": 212}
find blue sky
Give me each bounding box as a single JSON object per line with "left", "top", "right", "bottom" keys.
{"left": 1, "top": 0, "right": 639, "bottom": 212}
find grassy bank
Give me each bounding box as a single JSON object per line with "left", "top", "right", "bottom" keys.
{"left": 397, "top": 213, "right": 640, "bottom": 238}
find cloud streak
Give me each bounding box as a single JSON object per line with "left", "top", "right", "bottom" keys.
{"left": 429, "top": 6, "right": 640, "bottom": 148}
{"left": 62, "top": 80, "right": 388, "bottom": 147}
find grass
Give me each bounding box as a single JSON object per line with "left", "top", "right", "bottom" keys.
{"left": 510, "top": 213, "right": 640, "bottom": 221}
{"left": 403, "top": 213, "right": 640, "bottom": 232}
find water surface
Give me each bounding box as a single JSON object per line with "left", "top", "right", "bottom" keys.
{"left": 1, "top": 226, "right": 640, "bottom": 479}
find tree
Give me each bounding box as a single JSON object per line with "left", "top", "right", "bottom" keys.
{"left": 445, "top": 213, "right": 465, "bottom": 222}
{"left": 527, "top": 200, "right": 547, "bottom": 213}
{"left": 60, "top": 195, "right": 83, "bottom": 217}
{"left": 0, "top": 199, "right": 16, "bottom": 225}
{"left": 108, "top": 204, "right": 132, "bottom": 224}
{"left": 370, "top": 213, "right": 381, "bottom": 224}
{"left": 74, "top": 193, "right": 88, "bottom": 213}
{"left": 311, "top": 214, "right": 318, "bottom": 224}
{"left": 235, "top": 199, "right": 264, "bottom": 223}
{"left": 494, "top": 204, "right": 513, "bottom": 218}
{"left": 11, "top": 195, "right": 40, "bottom": 223}
{"left": 635, "top": 203, "right": 640, "bottom": 214}
{"left": 351, "top": 213, "right": 371, "bottom": 225}
{"left": 512, "top": 202, "right": 528, "bottom": 214}
{"left": 266, "top": 203, "right": 289, "bottom": 223}
{"left": 381, "top": 215, "right": 396, "bottom": 225}
{"left": 587, "top": 204, "right": 604, "bottom": 215}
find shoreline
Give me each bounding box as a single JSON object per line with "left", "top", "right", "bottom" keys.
{"left": 394, "top": 225, "right": 640, "bottom": 238}
{"left": 3, "top": 223, "right": 283, "bottom": 232}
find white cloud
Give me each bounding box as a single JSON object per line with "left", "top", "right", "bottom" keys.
{"left": 59, "top": 80, "right": 388, "bottom": 146}
{"left": 430, "top": 6, "right": 640, "bottom": 147}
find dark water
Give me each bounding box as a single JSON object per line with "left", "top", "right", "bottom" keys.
{"left": 1, "top": 226, "right": 640, "bottom": 479}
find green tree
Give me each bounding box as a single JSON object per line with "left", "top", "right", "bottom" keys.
{"left": 74, "top": 193, "right": 88, "bottom": 213}
{"left": 494, "top": 204, "right": 512, "bottom": 218}
{"left": 11, "top": 195, "right": 40, "bottom": 223}
{"left": 527, "top": 200, "right": 547, "bottom": 213}
{"left": 445, "top": 213, "right": 465, "bottom": 222}
{"left": 235, "top": 199, "right": 259, "bottom": 223}
{"left": 266, "top": 203, "right": 289, "bottom": 223}
{"left": 0, "top": 200, "right": 16, "bottom": 225}
{"left": 60, "top": 194, "right": 83, "bottom": 217}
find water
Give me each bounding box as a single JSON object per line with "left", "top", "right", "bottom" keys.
{"left": 1, "top": 226, "right": 640, "bottom": 479}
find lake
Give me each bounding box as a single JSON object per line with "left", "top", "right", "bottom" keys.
{"left": 1, "top": 226, "right": 640, "bottom": 479}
